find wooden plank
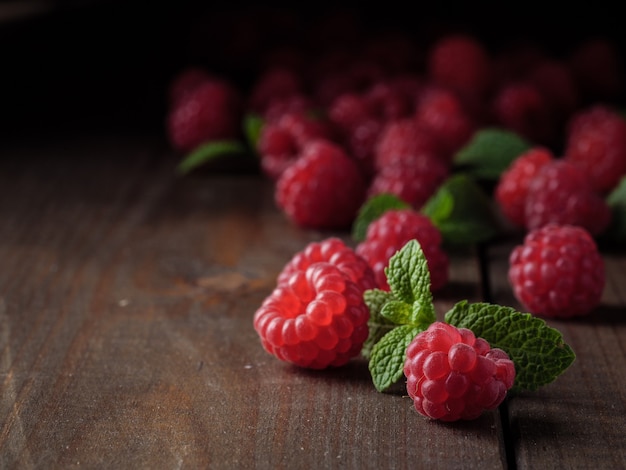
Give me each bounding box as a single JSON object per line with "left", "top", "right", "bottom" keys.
{"left": 485, "top": 240, "right": 626, "bottom": 469}
{"left": 0, "top": 136, "right": 506, "bottom": 469}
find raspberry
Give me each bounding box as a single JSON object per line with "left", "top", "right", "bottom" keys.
{"left": 277, "top": 237, "right": 377, "bottom": 294}
{"left": 355, "top": 209, "right": 449, "bottom": 291}
{"left": 563, "top": 105, "right": 626, "bottom": 194}
{"left": 491, "top": 81, "right": 555, "bottom": 145}
{"left": 257, "top": 111, "right": 334, "bottom": 180}
{"left": 374, "top": 118, "right": 441, "bottom": 170}
{"left": 403, "top": 322, "right": 515, "bottom": 421}
{"left": 414, "top": 87, "right": 477, "bottom": 163}
{"left": 367, "top": 154, "right": 449, "bottom": 210}
{"left": 494, "top": 147, "right": 554, "bottom": 228}
{"left": 508, "top": 224, "right": 605, "bottom": 317}
{"left": 275, "top": 139, "right": 367, "bottom": 229}
{"left": 427, "top": 34, "right": 493, "bottom": 101}
{"left": 524, "top": 160, "right": 612, "bottom": 236}
{"left": 253, "top": 262, "right": 370, "bottom": 369}
{"left": 167, "top": 78, "right": 242, "bottom": 153}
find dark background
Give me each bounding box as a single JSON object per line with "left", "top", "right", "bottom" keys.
{"left": 1, "top": 0, "right": 624, "bottom": 140}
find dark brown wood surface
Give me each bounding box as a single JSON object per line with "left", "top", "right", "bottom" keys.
{"left": 1, "top": 134, "right": 625, "bottom": 469}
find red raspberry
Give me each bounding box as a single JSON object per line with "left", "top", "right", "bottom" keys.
{"left": 277, "top": 237, "right": 377, "bottom": 294}
{"left": 427, "top": 34, "right": 493, "bottom": 102}
{"left": 167, "top": 78, "right": 242, "bottom": 153}
{"left": 275, "top": 139, "right": 367, "bottom": 229}
{"left": 404, "top": 322, "right": 515, "bottom": 421}
{"left": 414, "top": 87, "right": 477, "bottom": 163}
{"left": 374, "top": 118, "right": 441, "bottom": 170}
{"left": 494, "top": 147, "right": 554, "bottom": 228}
{"left": 525, "top": 160, "right": 612, "bottom": 236}
{"left": 367, "top": 154, "right": 449, "bottom": 210}
{"left": 508, "top": 224, "right": 605, "bottom": 317}
{"left": 563, "top": 105, "right": 626, "bottom": 194}
{"left": 253, "top": 262, "right": 370, "bottom": 369}
{"left": 491, "top": 81, "right": 555, "bottom": 145}
{"left": 257, "top": 112, "right": 334, "bottom": 180}
{"left": 355, "top": 209, "right": 449, "bottom": 292}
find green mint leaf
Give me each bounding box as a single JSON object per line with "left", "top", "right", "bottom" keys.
{"left": 380, "top": 300, "right": 412, "bottom": 324}
{"left": 454, "top": 128, "right": 532, "bottom": 180}
{"left": 385, "top": 239, "right": 432, "bottom": 306}
{"left": 243, "top": 113, "right": 264, "bottom": 152}
{"left": 362, "top": 289, "right": 397, "bottom": 359}
{"left": 369, "top": 325, "right": 422, "bottom": 392}
{"left": 599, "top": 175, "right": 626, "bottom": 246}
{"left": 177, "top": 140, "right": 247, "bottom": 175}
{"left": 352, "top": 193, "right": 410, "bottom": 242}
{"left": 444, "top": 301, "right": 576, "bottom": 392}
{"left": 422, "top": 173, "right": 503, "bottom": 245}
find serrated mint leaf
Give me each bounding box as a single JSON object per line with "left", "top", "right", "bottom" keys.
{"left": 362, "top": 289, "right": 397, "bottom": 359}
{"left": 444, "top": 301, "right": 576, "bottom": 392}
{"left": 177, "top": 140, "right": 247, "bottom": 175}
{"left": 369, "top": 325, "right": 422, "bottom": 392}
{"left": 243, "top": 113, "right": 264, "bottom": 151}
{"left": 381, "top": 300, "right": 412, "bottom": 324}
{"left": 385, "top": 239, "right": 432, "bottom": 305}
{"left": 411, "top": 300, "right": 436, "bottom": 328}
{"left": 454, "top": 128, "right": 532, "bottom": 180}
{"left": 422, "top": 173, "right": 503, "bottom": 245}
{"left": 352, "top": 193, "right": 410, "bottom": 242}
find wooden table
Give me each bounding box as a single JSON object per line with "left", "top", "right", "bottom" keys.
{"left": 1, "top": 133, "right": 625, "bottom": 469}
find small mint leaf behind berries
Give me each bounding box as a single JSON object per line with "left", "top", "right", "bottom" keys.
{"left": 599, "top": 175, "right": 626, "bottom": 247}
{"left": 422, "top": 173, "right": 503, "bottom": 245}
{"left": 352, "top": 193, "right": 410, "bottom": 242}
{"left": 444, "top": 301, "right": 576, "bottom": 392}
{"left": 454, "top": 128, "right": 532, "bottom": 180}
{"left": 243, "top": 113, "right": 265, "bottom": 152}
{"left": 177, "top": 140, "right": 248, "bottom": 175}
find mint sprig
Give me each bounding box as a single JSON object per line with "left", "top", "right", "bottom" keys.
{"left": 364, "top": 240, "right": 436, "bottom": 392}
{"left": 444, "top": 301, "right": 576, "bottom": 392}
{"left": 421, "top": 173, "right": 503, "bottom": 245}
{"left": 454, "top": 128, "right": 532, "bottom": 180}
{"left": 599, "top": 174, "right": 626, "bottom": 246}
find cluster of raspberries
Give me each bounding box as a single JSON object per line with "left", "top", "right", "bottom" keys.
{"left": 165, "top": 13, "right": 624, "bottom": 232}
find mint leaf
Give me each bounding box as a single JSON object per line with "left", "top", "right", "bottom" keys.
{"left": 243, "top": 113, "right": 264, "bottom": 152}
{"left": 385, "top": 239, "right": 433, "bottom": 308}
{"left": 445, "top": 301, "right": 576, "bottom": 392}
{"left": 369, "top": 325, "right": 422, "bottom": 392}
{"left": 352, "top": 193, "right": 410, "bottom": 242}
{"left": 454, "top": 128, "right": 532, "bottom": 180}
{"left": 362, "top": 289, "right": 397, "bottom": 359}
{"left": 599, "top": 175, "right": 626, "bottom": 245}
{"left": 422, "top": 173, "right": 503, "bottom": 245}
{"left": 363, "top": 240, "right": 437, "bottom": 391}
{"left": 177, "top": 140, "right": 247, "bottom": 175}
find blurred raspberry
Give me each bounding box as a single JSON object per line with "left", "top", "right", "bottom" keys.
{"left": 275, "top": 139, "right": 367, "bottom": 229}
{"left": 167, "top": 78, "right": 243, "bottom": 153}
{"left": 563, "top": 104, "right": 626, "bottom": 194}
{"left": 374, "top": 118, "right": 442, "bottom": 170}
